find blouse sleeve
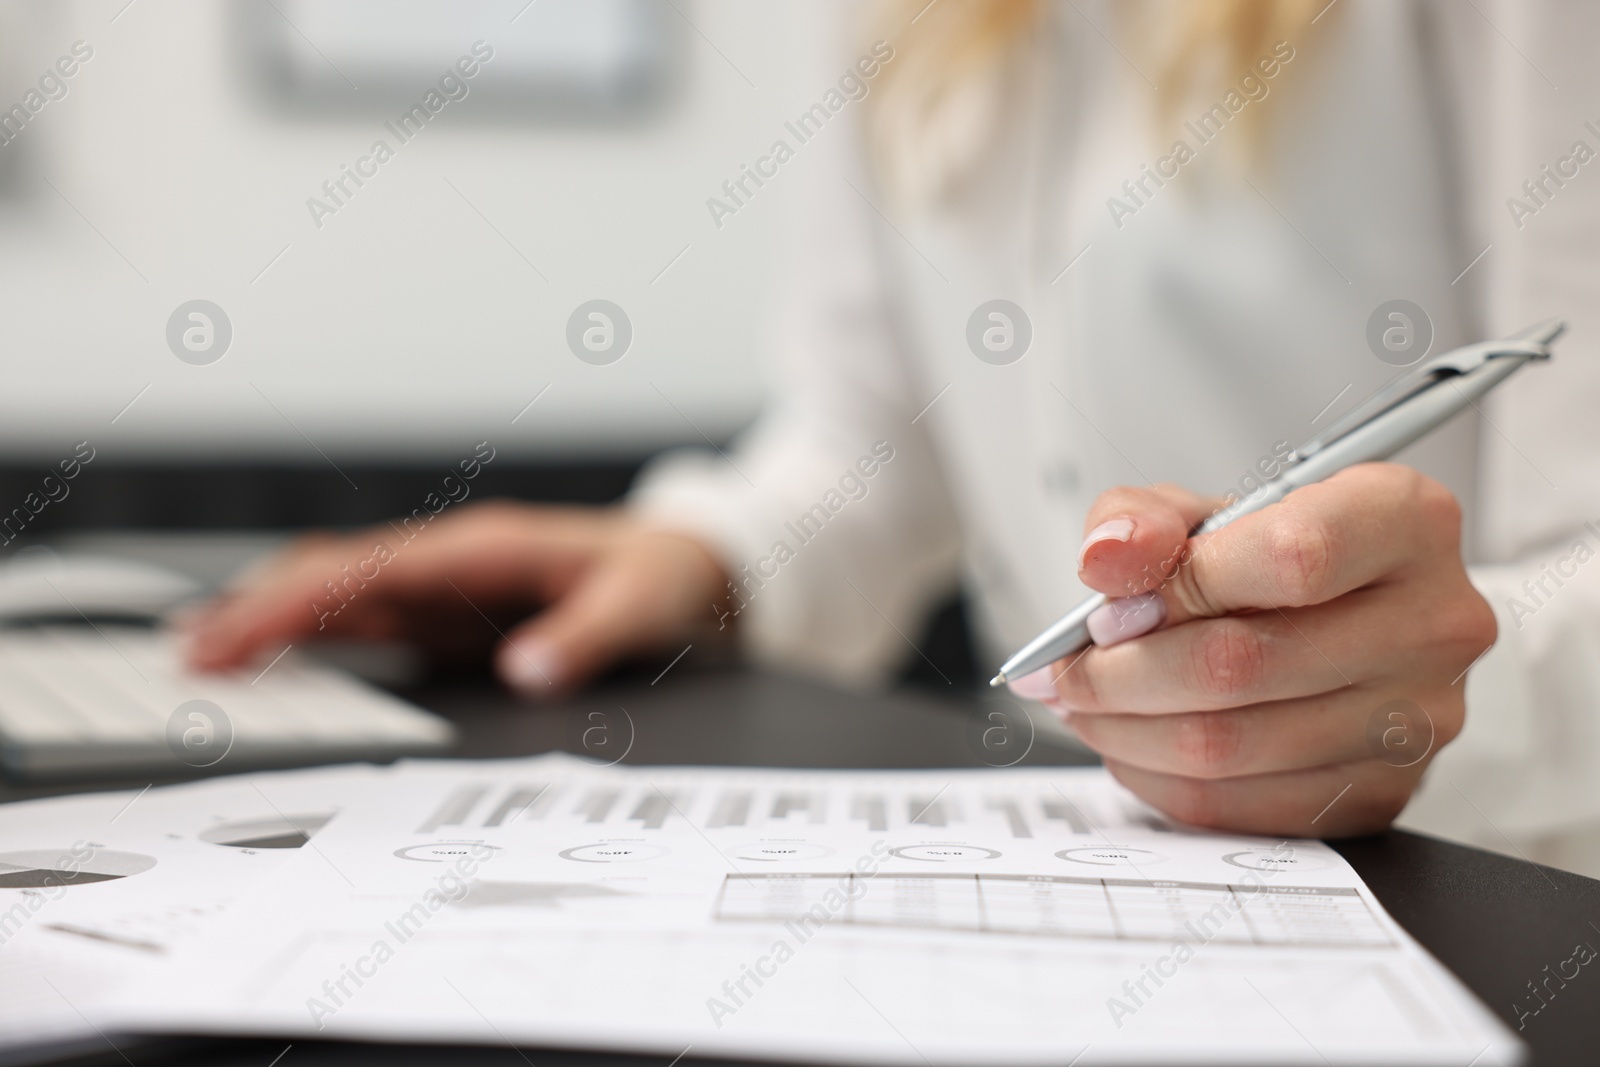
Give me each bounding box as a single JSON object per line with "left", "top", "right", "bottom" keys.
{"left": 628, "top": 107, "right": 964, "bottom": 685}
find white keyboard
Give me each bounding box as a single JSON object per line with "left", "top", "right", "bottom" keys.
{"left": 0, "top": 625, "right": 455, "bottom": 778}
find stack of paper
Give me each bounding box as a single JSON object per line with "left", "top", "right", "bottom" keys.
{"left": 0, "top": 756, "right": 1522, "bottom": 1065}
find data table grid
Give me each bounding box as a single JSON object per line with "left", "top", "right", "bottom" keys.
{"left": 715, "top": 873, "right": 1393, "bottom": 947}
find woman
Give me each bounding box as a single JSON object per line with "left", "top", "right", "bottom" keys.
{"left": 187, "top": 0, "right": 1600, "bottom": 869}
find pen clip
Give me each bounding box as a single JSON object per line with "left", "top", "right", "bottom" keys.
{"left": 1292, "top": 337, "right": 1553, "bottom": 461}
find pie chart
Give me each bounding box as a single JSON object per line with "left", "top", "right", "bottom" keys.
{"left": 199, "top": 813, "right": 332, "bottom": 849}
{"left": 0, "top": 848, "right": 156, "bottom": 888}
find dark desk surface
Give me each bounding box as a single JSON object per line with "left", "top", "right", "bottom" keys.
{"left": 16, "top": 667, "right": 1600, "bottom": 1067}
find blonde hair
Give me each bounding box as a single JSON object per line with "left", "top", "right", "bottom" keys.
{"left": 867, "top": 0, "right": 1325, "bottom": 207}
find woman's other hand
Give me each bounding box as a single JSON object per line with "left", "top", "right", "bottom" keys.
{"left": 182, "top": 502, "right": 728, "bottom": 698}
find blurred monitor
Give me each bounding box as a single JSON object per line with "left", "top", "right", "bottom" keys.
{"left": 236, "top": 0, "right": 675, "bottom": 119}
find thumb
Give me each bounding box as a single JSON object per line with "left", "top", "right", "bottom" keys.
{"left": 1075, "top": 483, "right": 1223, "bottom": 649}
{"left": 494, "top": 560, "right": 648, "bottom": 698}
{"left": 493, "top": 530, "right": 724, "bottom": 697}
{"left": 1077, "top": 483, "right": 1222, "bottom": 598}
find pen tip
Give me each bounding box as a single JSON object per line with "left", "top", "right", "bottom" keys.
{"left": 988, "top": 673, "right": 1006, "bottom": 688}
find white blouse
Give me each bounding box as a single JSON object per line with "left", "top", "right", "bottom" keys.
{"left": 633, "top": 0, "right": 1600, "bottom": 873}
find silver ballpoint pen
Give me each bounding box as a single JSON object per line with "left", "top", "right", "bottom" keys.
{"left": 989, "top": 318, "right": 1565, "bottom": 688}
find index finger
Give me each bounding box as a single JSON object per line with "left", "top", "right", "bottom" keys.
{"left": 1157, "top": 463, "right": 1451, "bottom": 626}
{"left": 183, "top": 534, "right": 397, "bottom": 668}
{"left": 184, "top": 505, "right": 573, "bottom": 668}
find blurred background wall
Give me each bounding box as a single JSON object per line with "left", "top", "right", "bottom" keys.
{"left": 0, "top": 0, "right": 838, "bottom": 521}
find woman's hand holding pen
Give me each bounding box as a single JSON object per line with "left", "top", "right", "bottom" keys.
{"left": 1008, "top": 462, "right": 1497, "bottom": 838}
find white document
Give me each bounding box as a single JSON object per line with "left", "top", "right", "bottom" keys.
{"left": 0, "top": 763, "right": 378, "bottom": 1051}
{"left": 99, "top": 755, "right": 1522, "bottom": 1066}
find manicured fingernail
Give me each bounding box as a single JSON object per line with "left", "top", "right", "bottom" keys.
{"left": 1078, "top": 518, "right": 1135, "bottom": 568}
{"left": 1087, "top": 592, "right": 1166, "bottom": 647}
{"left": 499, "top": 639, "right": 562, "bottom": 693}
{"left": 1006, "top": 667, "right": 1058, "bottom": 701}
